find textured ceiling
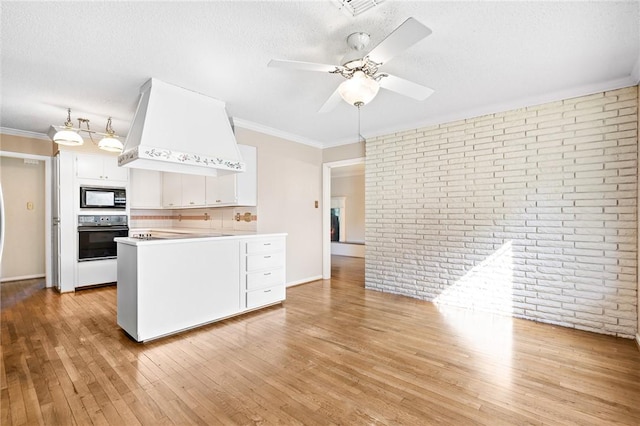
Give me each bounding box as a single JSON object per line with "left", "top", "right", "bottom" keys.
{"left": 1, "top": 1, "right": 639, "bottom": 148}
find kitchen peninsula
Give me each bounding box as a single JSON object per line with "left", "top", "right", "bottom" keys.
{"left": 115, "top": 232, "right": 286, "bottom": 342}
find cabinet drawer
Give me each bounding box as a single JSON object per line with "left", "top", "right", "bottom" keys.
{"left": 246, "top": 239, "right": 285, "bottom": 254}
{"left": 246, "top": 285, "right": 285, "bottom": 309}
{"left": 246, "top": 268, "right": 285, "bottom": 290}
{"left": 246, "top": 253, "right": 284, "bottom": 272}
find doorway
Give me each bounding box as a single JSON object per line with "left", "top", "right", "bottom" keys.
{"left": 0, "top": 151, "right": 52, "bottom": 287}
{"left": 321, "top": 157, "right": 365, "bottom": 279}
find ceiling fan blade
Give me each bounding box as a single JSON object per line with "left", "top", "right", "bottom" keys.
{"left": 367, "top": 17, "right": 432, "bottom": 65}
{"left": 318, "top": 88, "right": 343, "bottom": 113}
{"left": 379, "top": 74, "right": 434, "bottom": 101}
{"left": 268, "top": 59, "right": 338, "bottom": 73}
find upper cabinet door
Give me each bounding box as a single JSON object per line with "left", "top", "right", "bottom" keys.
{"left": 181, "top": 174, "right": 206, "bottom": 207}
{"left": 206, "top": 173, "right": 237, "bottom": 205}
{"left": 76, "top": 154, "right": 104, "bottom": 180}
{"left": 75, "top": 154, "right": 128, "bottom": 183}
{"left": 162, "top": 172, "right": 182, "bottom": 208}
{"left": 103, "top": 157, "right": 128, "bottom": 182}
{"left": 162, "top": 173, "right": 205, "bottom": 208}
{"left": 204, "top": 144, "right": 256, "bottom": 207}
{"left": 130, "top": 169, "right": 162, "bottom": 209}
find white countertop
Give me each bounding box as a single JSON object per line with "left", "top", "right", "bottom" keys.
{"left": 116, "top": 232, "right": 287, "bottom": 246}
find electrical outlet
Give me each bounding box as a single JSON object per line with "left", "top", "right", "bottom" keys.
{"left": 27, "top": 201, "right": 34, "bottom": 210}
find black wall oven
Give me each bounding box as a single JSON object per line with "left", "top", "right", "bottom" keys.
{"left": 78, "top": 215, "right": 128, "bottom": 261}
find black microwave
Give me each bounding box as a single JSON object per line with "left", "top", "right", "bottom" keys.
{"left": 80, "top": 186, "right": 126, "bottom": 209}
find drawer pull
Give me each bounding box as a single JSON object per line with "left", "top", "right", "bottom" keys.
{"left": 264, "top": 255, "right": 271, "bottom": 259}
{"left": 264, "top": 243, "right": 271, "bottom": 246}
{"left": 264, "top": 272, "right": 271, "bottom": 276}
{"left": 264, "top": 289, "right": 272, "bottom": 293}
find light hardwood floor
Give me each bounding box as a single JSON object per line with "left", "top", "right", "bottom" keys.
{"left": 2, "top": 255, "right": 639, "bottom": 425}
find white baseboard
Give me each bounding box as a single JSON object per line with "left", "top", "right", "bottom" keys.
{"left": 1, "top": 273, "right": 45, "bottom": 283}
{"left": 636, "top": 333, "right": 640, "bottom": 352}
{"left": 287, "top": 275, "right": 323, "bottom": 287}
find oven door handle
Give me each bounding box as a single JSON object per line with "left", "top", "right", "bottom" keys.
{"left": 78, "top": 226, "right": 129, "bottom": 232}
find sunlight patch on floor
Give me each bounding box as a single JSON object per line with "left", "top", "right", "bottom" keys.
{"left": 433, "top": 242, "right": 515, "bottom": 387}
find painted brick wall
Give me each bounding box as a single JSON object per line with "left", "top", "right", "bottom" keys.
{"left": 365, "top": 86, "right": 638, "bottom": 338}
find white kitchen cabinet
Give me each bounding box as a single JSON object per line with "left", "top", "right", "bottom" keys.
{"left": 181, "top": 174, "right": 206, "bottom": 207}
{"left": 117, "top": 238, "right": 241, "bottom": 342}
{"left": 157, "top": 144, "right": 256, "bottom": 209}
{"left": 162, "top": 172, "right": 205, "bottom": 208}
{"left": 116, "top": 233, "right": 286, "bottom": 342}
{"left": 205, "top": 144, "right": 257, "bottom": 207}
{"left": 162, "top": 172, "right": 182, "bottom": 208}
{"left": 76, "top": 153, "right": 128, "bottom": 182}
{"left": 205, "top": 173, "right": 236, "bottom": 205}
{"left": 56, "top": 151, "right": 77, "bottom": 293}
{"left": 241, "top": 235, "right": 286, "bottom": 309}
{"left": 77, "top": 259, "right": 117, "bottom": 287}
{"left": 130, "top": 169, "right": 163, "bottom": 208}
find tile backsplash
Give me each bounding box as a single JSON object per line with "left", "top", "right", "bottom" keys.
{"left": 130, "top": 207, "right": 257, "bottom": 233}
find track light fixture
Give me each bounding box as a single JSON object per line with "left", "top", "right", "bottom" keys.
{"left": 50, "top": 108, "right": 123, "bottom": 153}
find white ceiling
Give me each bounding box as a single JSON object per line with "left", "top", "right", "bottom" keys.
{"left": 1, "top": 1, "right": 639, "bottom": 149}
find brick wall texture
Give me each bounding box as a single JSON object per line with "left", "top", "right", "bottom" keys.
{"left": 365, "top": 86, "right": 638, "bottom": 338}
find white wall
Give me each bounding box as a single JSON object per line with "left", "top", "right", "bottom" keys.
{"left": 366, "top": 86, "right": 638, "bottom": 339}
{"left": 235, "top": 127, "right": 323, "bottom": 285}
{"left": 1, "top": 156, "right": 46, "bottom": 280}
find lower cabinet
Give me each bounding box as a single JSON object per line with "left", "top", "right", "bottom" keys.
{"left": 247, "top": 286, "right": 286, "bottom": 310}
{"left": 118, "top": 238, "right": 241, "bottom": 342}
{"left": 241, "top": 236, "right": 286, "bottom": 310}
{"left": 116, "top": 234, "right": 286, "bottom": 342}
{"left": 77, "top": 259, "right": 117, "bottom": 288}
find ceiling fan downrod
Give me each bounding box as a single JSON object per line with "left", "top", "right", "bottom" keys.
{"left": 355, "top": 101, "right": 364, "bottom": 143}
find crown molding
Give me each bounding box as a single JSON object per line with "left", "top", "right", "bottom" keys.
{"left": 232, "top": 118, "right": 324, "bottom": 149}
{"left": 0, "top": 127, "right": 50, "bottom": 141}
{"left": 258, "top": 73, "right": 640, "bottom": 150}
{"left": 321, "top": 136, "right": 365, "bottom": 149}
{"left": 4, "top": 75, "right": 638, "bottom": 151}
{"left": 366, "top": 76, "right": 639, "bottom": 142}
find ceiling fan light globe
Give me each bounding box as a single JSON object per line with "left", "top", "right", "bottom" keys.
{"left": 53, "top": 129, "right": 84, "bottom": 146}
{"left": 338, "top": 71, "right": 380, "bottom": 106}
{"left": 98, "top": 136, "right": 124, "bottom": 153}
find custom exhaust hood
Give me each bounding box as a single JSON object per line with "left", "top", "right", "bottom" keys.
{"left": 118, "top": 78, "right": 244, "bottom": 176}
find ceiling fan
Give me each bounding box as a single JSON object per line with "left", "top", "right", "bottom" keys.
{"left": 268, "top": 17, "right": 434, "bottom": 113}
